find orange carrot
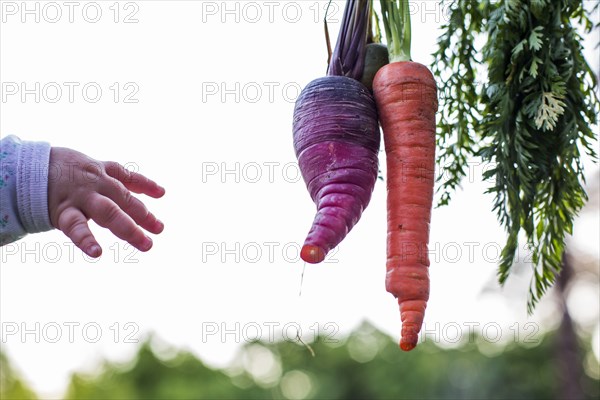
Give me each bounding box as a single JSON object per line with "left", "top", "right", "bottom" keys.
{"left": 374, "top": 61, "right": 438, "bottom": 352}
{"left": 374, "top": 0, "right": 438, "bottom": 351}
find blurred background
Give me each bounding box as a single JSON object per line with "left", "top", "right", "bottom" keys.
{"left": 1, "top": 1, "right": 598, "bottom": 399}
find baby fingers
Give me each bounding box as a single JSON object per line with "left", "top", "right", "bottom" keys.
{"left": 99, "top": 177, "right": 164, "bottom": 235}
{"left": 85, "top": 194, "right": 153, "bottom": 252}
{"left": 56, "top": 207, "right": 102, "bottom": 258}
{"left": 104, "top": 161, "right": 165, "bottom": 199}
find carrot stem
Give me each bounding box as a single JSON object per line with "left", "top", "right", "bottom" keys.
{"left": 372, "top": 9, "right": 383, "bottom": 44}
{"left": 328, "top": 0, "right": 371, "bottom": 80}
{"left": 379, "top": 0, "right": 411, "bottom": 62}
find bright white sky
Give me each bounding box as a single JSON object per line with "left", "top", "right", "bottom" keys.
{"left": 0, "top": 1, "right": 598, "bottom": 397}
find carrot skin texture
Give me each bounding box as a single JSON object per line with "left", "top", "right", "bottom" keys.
{"left": 373, "top": 61, "right": 438, "bottom": 351}
{"left": 293, "top": 76, "right": 380, "bottom": 264}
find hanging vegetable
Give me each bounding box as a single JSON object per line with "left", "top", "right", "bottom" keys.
{"left": 293, "top": 0, "right": 380, "bottom": 264}
{"left": 361, "top": 43, "right": 390, "bottom": 91}
{"left": 361, "top": 7, "right": 389, "bottom": 91}
{"left": 373, "top": 0, "right": 438, "bottom": 351}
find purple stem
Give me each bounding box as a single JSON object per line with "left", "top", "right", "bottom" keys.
{"left": 327, "top": 0, "right": 370, "bottom": 80}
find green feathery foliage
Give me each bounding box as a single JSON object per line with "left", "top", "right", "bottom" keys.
{"left": 433, "top": 0, "right": 599, "bottom": 313}
{"left": 432, "top": 1, "right": 493, "bottom": 206}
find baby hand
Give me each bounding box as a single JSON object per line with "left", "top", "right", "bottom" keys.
{"left": 48, "top": 147, "right": 165, "bottom": 258}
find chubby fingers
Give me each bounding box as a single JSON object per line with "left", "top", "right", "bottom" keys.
{"left": 99, "top": 177, "right": 164, "bottom": 235}
{"left": 56, "top": 207, "right": 102, "bottom": 258}
{"left": 85, "top": 194, "right": 154, "bottom": 252}
{"left": 104, "top": 161, "right": 165, "bottom": 199}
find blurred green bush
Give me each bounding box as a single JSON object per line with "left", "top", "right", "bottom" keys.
{"left": 1, "top": 322, "right": 598, "bottom": 400}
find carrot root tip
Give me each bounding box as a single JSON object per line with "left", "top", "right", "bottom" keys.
{"left": 301, "top": 245, "right": 326, "bottom": 264}
{"left": 399, "top": 338, "right": 417, "bottom": 352}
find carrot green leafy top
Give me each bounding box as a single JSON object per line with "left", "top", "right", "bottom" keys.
{"left": 378, "top": 0, "right": 411, "bottom": 62}
{"left": 432, "top": 0, "right": 599, "bottom": 313}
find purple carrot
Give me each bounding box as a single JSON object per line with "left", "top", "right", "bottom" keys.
{"left": 293, "top": 0, "right": 379, "bottom": 263}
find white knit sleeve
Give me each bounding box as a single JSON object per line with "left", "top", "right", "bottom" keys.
{"left": 0, "top": 135, "right": 53, "bottom": 246}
